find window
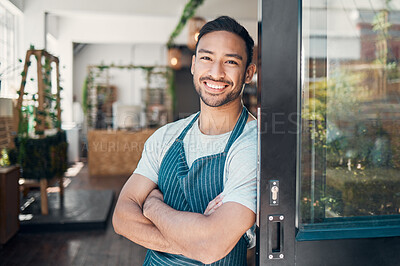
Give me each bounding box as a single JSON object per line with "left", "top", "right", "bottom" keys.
{"left": 299, "top": 0, "right": 400, "bottom": 240}
{"left": 0, "top": 2, "right": 20, "bottom": 99}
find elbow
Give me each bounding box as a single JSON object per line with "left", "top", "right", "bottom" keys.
{"left": 190, "top": 241, "right": 229, "bottom": 264}
{"left": 112, "top": 208, "right": 123, "bottom": 236}
{"left": 185, "top": 225, "right": 235, "bottom": 264}
{"left": 206, "top": 247, "right": 229, "bottom": 264}
{"left": 198, "top": 251, "right": 226, "bottom": 265}
{"left": 200, "top": 256, "right": 221, "bottom": 265}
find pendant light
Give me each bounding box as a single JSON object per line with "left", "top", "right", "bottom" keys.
{"left": 187, "top": 17, "right": 206, "bottom": 50}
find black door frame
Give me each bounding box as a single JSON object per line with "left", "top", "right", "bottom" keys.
{"left": 256, "top": 0, "right": 300, "bottom": 265}
{"left": 256, "top": 0, "right": 400, "bottom": 265}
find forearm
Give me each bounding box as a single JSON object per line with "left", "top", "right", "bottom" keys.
{"left": 112, "top": 197, "right": 181, "bottom": 254}
{"left": 143, "top": 198, "right": 228, "bottom": 263}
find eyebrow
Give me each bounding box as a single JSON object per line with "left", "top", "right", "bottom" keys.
{"left": 225, "top": 53, "right": 243, "bottom": 61}
{"left": 198, "top": 49, "right": 243, "bottom": 61}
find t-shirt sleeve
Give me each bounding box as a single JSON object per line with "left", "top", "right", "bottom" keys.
{"left": 222, "top": 142, "right": 257, "bottom": 214}
{"left": 133, "top": 127, "right": 167, "bottom": 184}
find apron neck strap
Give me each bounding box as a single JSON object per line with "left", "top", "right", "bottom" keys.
{"left": 177, "top": 106, "right": 249, "bottom": 147}
{"left": 177, "top": 112, "right": 200, "bottom": 140}
{"left": 223, "top": 106, "right": 249, "bottom": 153}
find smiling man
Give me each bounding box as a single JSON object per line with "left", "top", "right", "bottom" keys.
{"left": 112, "top": 16, "right": 257, "bottom": 265}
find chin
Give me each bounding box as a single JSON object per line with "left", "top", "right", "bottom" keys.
{"left": 201, "top": 96, "right": 236, "bottom": 108}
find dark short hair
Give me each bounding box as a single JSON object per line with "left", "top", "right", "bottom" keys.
{"left": 195, "top": 16, "right": 254, "bottom": 68}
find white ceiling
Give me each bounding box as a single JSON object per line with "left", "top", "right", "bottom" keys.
{"left": 39, "top": 0, "right": 258, "bottom": 45}
{"left": 43, "top": 0, "right": 258, "bottom": 21}
{"left": 197, "top": 0, "right": 258, "bottom": 20}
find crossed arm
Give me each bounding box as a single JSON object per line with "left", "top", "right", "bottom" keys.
{"left": 112, "top": 173, "right": 255, "bottom": 264}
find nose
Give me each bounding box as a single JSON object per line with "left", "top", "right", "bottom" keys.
{"left": 208, "top": 61, "right": 225, "bottom": 80}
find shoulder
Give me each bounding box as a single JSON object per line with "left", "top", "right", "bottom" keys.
{"left": 226, "top": 120, "right": 257, "bottom": 163}
{"left": 222, "top": 120, "right": 257, "bottom": 213}
{"left": 232, "top": 120, "right": 257, "bottom": 149}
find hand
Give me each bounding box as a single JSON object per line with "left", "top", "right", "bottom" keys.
{"left": 204, "top": 194, "right": 224, "bottom": 216}
{"left": 147, "top": 188, "right": 164, "bottom": 202}
{"left": 143, "top": 188, "right": 164, "bottom": 218}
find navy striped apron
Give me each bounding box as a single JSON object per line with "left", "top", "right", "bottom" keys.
{"left": 143, "top": 107, "right": 249, "bottom": 266}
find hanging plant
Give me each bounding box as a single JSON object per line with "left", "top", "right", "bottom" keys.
{"left": 82, "top": 75, "right": 90, "bottom": 114}
{"left": 166, "top": 68, "right": 176, "bottom": 113}
{"left": 167, "top": 0, "right": 205, "bottom": 48}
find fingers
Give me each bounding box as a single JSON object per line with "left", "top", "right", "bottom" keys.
{"left": 204, "top": 201, "right": 222, "bottom": 216}
{"left": 206, "top": 196, "right": 223, "bottom": 215}
{"left": 204, "top": 194, "right": 224, "bottom": 216}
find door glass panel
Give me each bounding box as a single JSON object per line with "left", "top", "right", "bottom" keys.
{"left": 300, "top": 0, "right": 400, "bottom": 226}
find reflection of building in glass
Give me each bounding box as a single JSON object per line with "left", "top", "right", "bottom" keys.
{"left": 301, "top": 1, "right": 400, "bottom": 224}
{"left": 358, "top": 11, "right": 400, "bottom": 60}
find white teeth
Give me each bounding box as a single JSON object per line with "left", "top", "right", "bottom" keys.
{"left": 206, "top": 82, "right": 225, "bottom": 89}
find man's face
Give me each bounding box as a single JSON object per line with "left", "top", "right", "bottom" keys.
{"left": 191, "top": 31, "right": 254, "bottom": 108}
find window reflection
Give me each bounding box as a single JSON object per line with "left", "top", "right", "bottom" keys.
{"left": 301, "top": 0, "right": 400, "bottom": 224}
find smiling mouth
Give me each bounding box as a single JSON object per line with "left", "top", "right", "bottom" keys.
{"left": 206, "top": 82, "right": 226, "bottom": 89}
{"left": 203, "top": 81, "right": 229, "bottom": 92}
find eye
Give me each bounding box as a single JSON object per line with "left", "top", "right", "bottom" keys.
{"left": 226, "top": 60, "right": 239, "bottom": 65}
{"left": 200, "top": 56, "right": 211, "bottom": 61}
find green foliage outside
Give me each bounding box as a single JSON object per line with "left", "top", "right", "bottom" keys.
{"left": 301, "top": 69, "right": 400, "bottom": 223}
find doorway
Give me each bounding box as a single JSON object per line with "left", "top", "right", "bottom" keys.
{"left": 257, "top": 1, "right": 400, "bottom": 265}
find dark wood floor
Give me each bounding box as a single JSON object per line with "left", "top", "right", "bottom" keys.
{"left": 0, "top": 162, "right": 255, "bottom": 266}
{"left": 0, "top": 163, "right": 147, "bottom": 266}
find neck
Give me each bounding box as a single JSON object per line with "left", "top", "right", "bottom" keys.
{"left": 198, "top": 100, "right": 243, "bottom": 135}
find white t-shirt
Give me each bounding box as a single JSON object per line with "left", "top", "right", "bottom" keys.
{"left": 134, "top": 112, "right": 257, "bottom": 214}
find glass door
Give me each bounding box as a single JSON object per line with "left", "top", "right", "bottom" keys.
{"left": 257, "top": 0, "right": 400, "bottom": 265}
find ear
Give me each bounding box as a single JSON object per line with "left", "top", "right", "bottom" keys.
{"left": 244, "top": 63, "right": 256, "bottom": 84}
{"left": 190, "top": 55, "right": 196, "bottom": 75}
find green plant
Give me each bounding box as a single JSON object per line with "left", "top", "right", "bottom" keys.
{"left": 82, "top": 76, "right": 90, "bottom": 114}
{"left": 166, "top": 68, "right": 176, "bottom": 113}
{"left": 14, "top": 131, "right": 68, "bottom": 180}
{"left": 0, "top": 149, "right": 10, "bottom": 167}
{"left": 14, "top": 48, "right": 67, "bottom": 180}
{"left": 300, "top": 69, "right": 399, "bottom": 223}
{"left": 17, "top": 50, "right": 61, "bottom": 135}
{"left": 166, "top": 0, "right": 205, "bottom": 48}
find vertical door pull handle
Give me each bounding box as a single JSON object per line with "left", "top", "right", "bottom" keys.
{"left": 268, "top": 215, "right": 284, "bottom": 260}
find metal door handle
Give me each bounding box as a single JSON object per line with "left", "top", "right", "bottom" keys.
{"left": 268, "top": 215, "right": 284, "bottom": 260}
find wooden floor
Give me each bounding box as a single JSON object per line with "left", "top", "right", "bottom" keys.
{"left": 0, "top": 163, "right": 148, "bottom": 266}
{"left": 0, "top": 162, "right": 255, "bottom": 266}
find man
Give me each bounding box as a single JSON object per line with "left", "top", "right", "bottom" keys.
{"left": 113, "top": 16, "right": 257, "bottom": 265}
